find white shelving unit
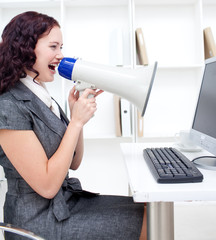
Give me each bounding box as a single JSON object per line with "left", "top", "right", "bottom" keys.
{"left": 0, "top": 0, "right": 215, "bottom": 194}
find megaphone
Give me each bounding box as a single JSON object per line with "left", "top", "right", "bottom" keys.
{"left": 58, "top": 57, "right": 157, "bottom": 116}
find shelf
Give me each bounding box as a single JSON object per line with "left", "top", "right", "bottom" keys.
{"left": 157, "top": 64, "right": 204, "bottom": 69}
{"left": 134, "top": 0, "right": 199, "bottom": 5}
{"left": 0, "top": 0, "right": 128, "bottom": 7}
{"left": 64, "top": 0, "right": 128, "bottom": 7}
{"left": 0, "top": 0, "right": 202, "bottom": 6}
{"left": 0, "top": 0, "right": 61, "bottom": 8}
{"left": 202, "top": 0, "right": 216, "bottom": 4}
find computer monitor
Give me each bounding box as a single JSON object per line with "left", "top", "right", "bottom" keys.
{"left": 190, "top": 56, "right": 216, "bottom": 170}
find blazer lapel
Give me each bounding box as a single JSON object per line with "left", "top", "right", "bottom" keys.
{"left": 9, "top": 82, "right": 67, "bottom": 138}
{"left": 53, "top": 99, "right": 70, "bottom": 126}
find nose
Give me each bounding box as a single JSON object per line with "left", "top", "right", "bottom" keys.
{"left": 56, "top": 47, "right": 64, "bottom": 60}
{"left": 56, "top": 51, "right": 64, "bottom": 61}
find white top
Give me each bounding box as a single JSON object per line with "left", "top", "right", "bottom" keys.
{"left": 120, "top": 142, "right": 216, "bottom": 203}
{"left": 20, "top": 75, "right": 60, "bottom": 119}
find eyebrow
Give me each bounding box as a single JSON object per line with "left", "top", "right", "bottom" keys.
{"left": 49, "top": 42, "right": 63, "bottom": 46}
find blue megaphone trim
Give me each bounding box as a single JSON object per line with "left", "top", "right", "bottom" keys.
{"left": 58, "top": 57, "right": 78, "bottom": 80}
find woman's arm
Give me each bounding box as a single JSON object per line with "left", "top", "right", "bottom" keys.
{"left": 68, "top": 87, "right": 103, "bottom": 170}
{"left": 0, "top": 88, "right": 100, "bottom": 199}
{"left": 67, "top": 86, "right": 84, "bottom": 170}
{"left": 70, "top": 127, "right": 84, "bottom": 170}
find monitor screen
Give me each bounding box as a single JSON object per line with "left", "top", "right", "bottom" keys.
{"left": 191, "top": 56, "right": 216, "bottom": 158}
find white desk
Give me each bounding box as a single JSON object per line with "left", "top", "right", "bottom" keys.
{"left": 120, "top": 142, "right": 216, "bottom": 240}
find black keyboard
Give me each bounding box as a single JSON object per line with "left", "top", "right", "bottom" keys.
{"left": 143, "top": 147, "right": 203, "bottom": 183}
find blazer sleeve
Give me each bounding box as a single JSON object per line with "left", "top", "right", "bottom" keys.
{"left": 0, "top": 99, "right": 32, "bottom": 130}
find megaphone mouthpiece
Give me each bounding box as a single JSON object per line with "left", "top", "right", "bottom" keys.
{"left": 58, "top": 57, "right": 157, "bottom": 116}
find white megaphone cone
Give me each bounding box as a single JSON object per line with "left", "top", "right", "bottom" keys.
{"left": 58, "top": 58, "right": 157, "bottom": 116}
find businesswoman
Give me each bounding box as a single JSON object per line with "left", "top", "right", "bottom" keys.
{"left": 0, "top": 11, "right": 145, "bottom": 240}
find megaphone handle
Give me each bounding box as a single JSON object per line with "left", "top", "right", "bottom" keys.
{"left": 75, "top": 81, "right": 96, "bottom": 97}
{"left": 79, "top": 91, "right": 94, "bottom": 99}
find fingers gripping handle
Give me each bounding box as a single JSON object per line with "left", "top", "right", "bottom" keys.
{"left": 75, "top": 80, "right": 96, "bottom": 117}
{"left": 75, "top": 80, "right": 96, "bottom": 98}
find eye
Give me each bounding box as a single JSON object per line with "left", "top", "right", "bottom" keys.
{"left": 50, "top": 45, "right": 57, "bottom": 49}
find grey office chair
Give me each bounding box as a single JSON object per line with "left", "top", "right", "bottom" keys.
{"left": 0, "top": 222, "right": 45, "bottom": 240}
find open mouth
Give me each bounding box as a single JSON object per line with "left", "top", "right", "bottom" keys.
{"left": 48, "top": 63, "right": 58, "bottom": 72}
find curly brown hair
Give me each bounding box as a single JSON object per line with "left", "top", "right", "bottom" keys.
{"left": 0, "top": 11, "right": 60, "bottom": 94}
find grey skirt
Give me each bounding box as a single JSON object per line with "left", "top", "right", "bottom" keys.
{"left": 4, "top": 177, "right": 144, "bottom": 240}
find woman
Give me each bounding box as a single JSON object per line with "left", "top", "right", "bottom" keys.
{"left": 0, "top": 11, "right": 145, "bottom": 240}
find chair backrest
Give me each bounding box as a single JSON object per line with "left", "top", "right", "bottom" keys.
{"left": 0, "top": 223, "right": 45, "bottom": 240}
{"left": 0, "top": 177, "right": 7, "bottom": 226}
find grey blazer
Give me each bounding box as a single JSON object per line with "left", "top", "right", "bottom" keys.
{"left": 0, "top": 82, "right": 146, "bottom": 240}
{"left": 0, "top": 82, "right": 95, "bottom": 239}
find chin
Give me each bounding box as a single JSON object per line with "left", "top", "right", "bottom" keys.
{"left": 45, "top": 75, "right": 55, "bottom": 82}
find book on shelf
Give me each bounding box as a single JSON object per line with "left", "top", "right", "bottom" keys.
{"left": 204, "top": 27, "right": 216, "bottom": 59}
{"left": 137, "top": 111, "right": 144, "bottom": 137}
{"left": 120, "top": 98, "right": 132, "bottom": 137}
{"left": 114, "top": 95, "right": 122, "bottom": 137}
{"left": 110, "top": 28, "right": 124, "bottom": 66}
{"left": 114, "top": 96, "right": 132, "bottom": 137}
{"left": 135, "top": 27, "right": 149, "bottom": 66}
{"left": 135, "top": 27, "right": 149, "bottom": 137}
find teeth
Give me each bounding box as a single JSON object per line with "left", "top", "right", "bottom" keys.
{"left": 49, "top": 64, "right": 58, "bottom": 67}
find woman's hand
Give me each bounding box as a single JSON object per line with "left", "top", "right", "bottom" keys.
{"left": 69, "top": 87, "right": 103, "bottom": 127}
